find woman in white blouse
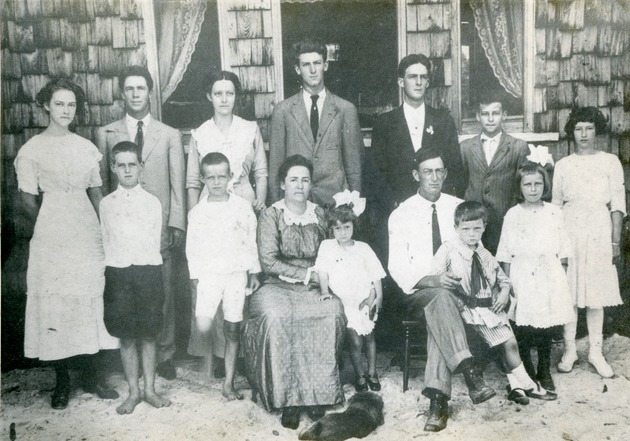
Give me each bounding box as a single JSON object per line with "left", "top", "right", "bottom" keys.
{"left": 186, "top": 71, "right": 268, "bottom": 213}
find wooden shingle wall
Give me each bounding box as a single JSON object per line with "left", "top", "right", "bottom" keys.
{"left": 2, "top": 0, "right": 147, "bottom": 234}
{"left": 220, "top": 0, "right": 276, "bottom": 142}
{"left": 534, "top": 0, "right": 630, "bottom": 159}
{"left": 404, "top": 0, "right": 453, "bottom": 110}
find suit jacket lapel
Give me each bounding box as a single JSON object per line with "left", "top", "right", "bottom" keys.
{"left": 394, "top": 106, "right": 415, "bottom": 156}
{"left": 315, "top": 93, "right": 339, "bottom": 151}
{"left": 488, "top": 133, "right": 510, "bottom": 170}
{"left": 111, "top": 119, "right": 129, "bottom": 145}
{"left": 142, "top": 121, "right": 162, "bottom": 161}
{"left": 471, "top": 135, "right": 488, "bottom": 170}
{"left": 290, "top": 94, "right": 315, "bottom": 146}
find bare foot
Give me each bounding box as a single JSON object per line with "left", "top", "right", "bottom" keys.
{"left": 144, "top": 391, "right": 171, "bottom": 408}
{"left": 222, "top": 384, "right": 244, "bottom": 401}
{"left": 116, "top": 393, "right": 141, "bottom": 415}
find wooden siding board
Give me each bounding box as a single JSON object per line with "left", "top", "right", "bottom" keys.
{"left": 536, "top": 0, "right": 556, "bottom": 26}
{"left": 87, "top": 45, "right": 100, "bottom": 73}
{"left": 407, "top": 4, "right": 418, "bottom": 32}
{"left": 25, "top": 0, "right": 42, "bottom": 18}
{"left": 254, "top": 92, "right": 275, "bottom": 119}
{"left": 98, "top": 46, "right": 123, "bottom": 77}
{"left": 20, "top": 50, "right": 48, "bottom": 75}
{"left": 46, "top": 48, "right": 73, "bottom": 77}
{"left": 417, "top": 4, "right": 444, "bottom": 31}
{"left": 94, "top": 17, "right": 113, "bottom": 45}
{"left": 112, "top": 17, "right": 127, "bottom": 49}
{"left": 235, "top": 10, "right": 263, "bottom": 39}
{"left": 20, "top": 74, "right": 48, "bottom": 101}
{"left": 546, "top": 28, "right": 572, "bottom": 59}
{"left": 60, "top": 19, "right": 82, "bottom": 51}
{"left": 608, "top": 80, "right": 625, "bottom": 106}
{"left": 68, "top": 0, "right": 89, "bottom": 22}
{"left": 261, "top": 9, "right": 272, "bottom": 38}
{"left": 120, "top": 0, "right": 142, "bottom": 20}
{"left": 30, "top": 102, "right": 48, "bottom": 127}
{"left": 407, "top": 32, "right": 431, "bottom": 55}
{"left": 533, "top": 87, "right": 547, "bottom": 113}
{"left": 611, "top": 105, "right": 630, "bottom": 133}
{"left": 558, "top": 0, "right": 585, "bottom": 30}
{"left": 557, "top": 81, "right": 574, "bottom": 107}
{"left": 430, "top": 32, "right": 450, "bottom": 58}
{"left": 33, "top": 18, "right": 62, "bottom": 48}
{"left": 226, "top": 11, "right": 238, "bottom": 39}
{"left": 585, "top": 0, "right": 612, "bottom": 25}
{"left": 93, "top": 0, "right": 120, "bottom": 16}
{"left": 86, "top": 73, "right": 101, "bottom": 103}
{"left": 546, "top": 59, "right": 560, "bottom": 86}
{"left": 535, "top": 58, "right": 547, "bottom": 87}
{"left": 572, "top": 26, "right": 597, "bottom": 53}
{"left": 124, "top": 20, "right": 140, "bottom": 48}
{"left": 2, "top": 79, "right": 29, "bottom": 103}
{"left": 536, "top": 28, "right": 546, "bottom": 55}
{"left": 125, "top": 47, "right": 147, "bottom": 67}
{"left": 9, "top": 21, "right": 36, "bottom": 52}
{"left": 2, "top": 49, "right": 23, "bottom": 78}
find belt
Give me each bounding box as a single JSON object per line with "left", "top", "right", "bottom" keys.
{"left": 452, "top": 286, "right": 493, "bottom": 308}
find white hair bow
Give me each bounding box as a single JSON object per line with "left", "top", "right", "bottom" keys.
{"left": 333, "top": 190, "right": 366, "bottom": 216}
{"left": 526, "top": 144, "right": 554, "bottom": 167}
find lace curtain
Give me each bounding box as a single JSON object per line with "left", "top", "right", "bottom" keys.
{"left": 155, "top": 0, "right": 208, "bottom": 103}
{"left": 470, "top": 0, "right": 523, "bottom": 98}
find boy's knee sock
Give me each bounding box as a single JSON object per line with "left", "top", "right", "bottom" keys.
{"left": 223, "top": 321, "right": 241, "bottom": 342}
{"left": 507, "top": 363, "right": 537, "bottom": 391}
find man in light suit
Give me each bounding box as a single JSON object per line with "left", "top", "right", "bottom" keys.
{"left": 269, "top": 39, "right": 363, "bottom": 207}
{"left": 459, "top": 95, "right": 529, "bottom": 254}
{"left": 369, "top": 54, "right": 465, "bottom": 262}
{"left": 96, "top": 66, "right": 186, "bottom": 380}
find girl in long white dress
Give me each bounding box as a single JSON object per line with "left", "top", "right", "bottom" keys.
{"left": 552, "top": 107, "right": 625, "bottom": 378}
{"left": 14, "top": 79, "right": 119, "bottom": 409}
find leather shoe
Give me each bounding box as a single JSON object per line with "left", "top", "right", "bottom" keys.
{"left": 355, "top": 376, "right": 369, "bottom": 392}
{"left": 424, "top": 395, "right": 448, "bottom": 432}
{"left": 525, "top": 385, "right": 557, "bottom": 401}
{"left": 156, "top": 361, "right": 177, "bottom": 380}
{"left": 365, "top": 374, "right": 381, "bottom": 391}
{"left": 462, "top": 365, "right": 496, "bottom": 404}
{"left": 306, "top": 406, "right": 325, "bottom": 420}
{"left": 281, "top": 406, "right": 301, "bottom": 430}
{"left": 51, "top": 384, "right": 70, "bottom": 410}
{"left": 506, "top": 386, "right": 529, "bottom": 405}
{"left": 536, "top": 369, "right": 555, "bottom": 392}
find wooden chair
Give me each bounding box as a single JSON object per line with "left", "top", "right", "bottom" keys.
{"left": 401, "top": 319, "right": 427, "bottom": 392}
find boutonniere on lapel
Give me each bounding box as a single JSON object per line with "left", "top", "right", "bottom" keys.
{"left": 426, "top": 125, "right": 434, "bottom": 135}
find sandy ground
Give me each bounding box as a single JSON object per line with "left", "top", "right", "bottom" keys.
{"left": 2, "top": 334, "right": 629, "bottom": 441}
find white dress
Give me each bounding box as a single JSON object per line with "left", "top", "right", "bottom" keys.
{"left": 496, "top": 203, "right": 575, "bottom": 328}
{"left": 14, "top": 133, "right": 119, "bottom": 360}
{"left": 186, "top": 115, "right": 267, "bottom": 202}
{"left": 315, "top": 239, "right": 386, "bottom": 335}
{"left": 552, "top": 152, "right": 625, "bottom": 308}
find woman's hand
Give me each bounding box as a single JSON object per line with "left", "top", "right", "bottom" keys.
{"left": 612, "top": 242, "right": 621, "bottom": 265}
{"left": 248, "top": 273, "right": 261, "bottom": 294}
{"left": 252, "top": 199, "right": 266, "bottom": 214}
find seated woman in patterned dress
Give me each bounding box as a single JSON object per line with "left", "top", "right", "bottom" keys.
{"left": 243, "top": 155, "right": 346, "bottom": 430}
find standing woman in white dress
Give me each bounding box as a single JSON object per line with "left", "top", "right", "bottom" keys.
{"left": 552, "top": 107, "right": 626, "bottom": 378}
{"left": 185, "top": 71, "right": 268, "bottom": 369}
{"left": 14, "top": 79, "right": 119, "bottom": 409}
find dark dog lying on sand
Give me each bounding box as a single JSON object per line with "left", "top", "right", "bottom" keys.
{"left": 298, "top": 392, "right": 384, "bottom": 441}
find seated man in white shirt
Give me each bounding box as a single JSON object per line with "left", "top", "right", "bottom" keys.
{"left": 100, "top": 141, "right": 171, "bottom": 415}
{"left": 388, "top": 149, "right": 495, "bottom": 433}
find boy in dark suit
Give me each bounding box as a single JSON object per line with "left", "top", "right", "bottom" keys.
{"left": 459, "top": 94, "right": 529, "bottom": 254}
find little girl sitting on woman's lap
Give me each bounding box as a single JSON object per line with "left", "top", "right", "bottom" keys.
{"left": 316, "top": 191, "right": 386, "bottom": 392}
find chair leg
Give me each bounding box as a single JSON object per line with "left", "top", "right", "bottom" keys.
{"left": 403, "top": 324, "right": 410, "bottom": 392}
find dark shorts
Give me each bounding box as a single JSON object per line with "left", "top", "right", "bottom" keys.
{"left": 104, "top": 265, "right": 164, "bottom": 339}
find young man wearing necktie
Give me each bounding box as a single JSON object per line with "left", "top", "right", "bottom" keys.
{"left": 459, "top": 94, "right": 529, "bottom": 254}
{"left": 96, "top": 65, "right": 186, "bottom": 380}
{"left": 268, "top": 38, "right": 363, "bottom": 207}
{"left": 388, "top": 149, "right": 495, "bottom": 433}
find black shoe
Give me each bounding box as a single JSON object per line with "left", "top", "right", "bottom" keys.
{"left": 355, "top": 376, "right": 369, "bottom": 392}
{"left": 365, "top": 374, "right": 381, "bottom": 391}
{"left": 306, "top": 405, "right": 325, "bottom": 420}
{"left": 281, "top": 407, "right": 301, "bottom": 430}
{"left": 525, "top": 385, "right": 557, "bottom": 401}
{"left": 51, "top": 384, "right": 71, "bottom": 410}
{"left": 506, "top": 386, "right": 530, "bottom": 405}
{"left": 424, "top": 395, "right": 448, "bottom": 432}
{"left": 536, "top": 368, "right": 556, "bottom": 392}
{"left": 82, "top": 382, "right": 119, "bottom": 400}
{"left": 462, "top": 365, "right": 496, "bottom": 404}
{"left": 156, "top": 361, "right": 177, "bottom": 380}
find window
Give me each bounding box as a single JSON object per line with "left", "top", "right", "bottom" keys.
{"left": 280, "top": 0, "right": 398, "bottom": 129}
{"left": 454, "top": 0, "right": 536, "bottom": 135}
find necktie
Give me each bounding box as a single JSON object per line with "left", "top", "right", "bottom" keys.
{"left": 431, "top": 203, "right": 442, "bottom": 255}
{"left": 470, "top": 251, "right": 488, "bottom": 297}
{"left": 310, "top": 95, "right": 319, "bottom": 141}
{"left": 483, "top": 138, "right": 495, "bottom": 165}
{"left": 135, "top": 120, "right": 144, "bottom": 157}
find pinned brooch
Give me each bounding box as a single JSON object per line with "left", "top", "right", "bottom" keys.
{"left": 526, "top": 144, "right": 554, "bottom": 166}
{"left": 333, "top": 190, "right": 366, "bottom": 217}
{"left": 426, "top": 125, "right": 434, "bottom": 135}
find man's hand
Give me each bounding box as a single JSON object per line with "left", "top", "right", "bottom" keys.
{"left": 438, "top": 271, "right": 462, "bottom": 290}
{"left": 169, "top": 227, "right": 185, "bottom": 249}
{"left": 248, "top": 273, "right": 261, "bottom": 294}
{"left": 252, "top": 199, "right": 266, "bottom": 214}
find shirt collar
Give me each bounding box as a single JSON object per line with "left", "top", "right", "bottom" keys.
{"left": 126, "top": 113, "right": 151, "bottom": 129}
{"left": 303, "top": 88, "right": 327, "bottom": 104}
{"left": 403, "top": 101, "right": 425, "bottom": 117}
{"left": 116, "top": 184, "right": 143, "bottom": 197}
{"left": 453, "top": 236, "right": 485, "bottom": 259}
{"left": 414, "top": 192, "right": 443, "bottom": 208}
{"left": 480, "top": 131, "right": 502, "bottom": 144}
